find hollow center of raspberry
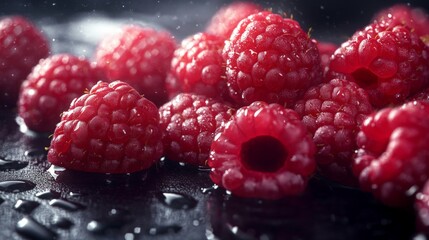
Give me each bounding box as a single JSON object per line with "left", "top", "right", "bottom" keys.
{"left": 351, "top": 68, "right": 378, "bottom": 88}
{"left": 240, "top": 136, "right": 286, "bottom": 172}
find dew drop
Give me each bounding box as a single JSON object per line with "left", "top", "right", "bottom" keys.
{"left": 49, "top": 199, "right": 86, "bottom": 212}
{"left": 14, "top": 199, "right": 40, "bottom": 214}
{"left": 35, "top": 190, "right": 61, "bottom": 200}
{"left": 146, "top": 224, "right": 182, "bottom": 235}
{"left": 16, "top": 216, "right": 58, "bottom": 240}
{"left": 157, "top": 192, "right": 198, "bottom": 210}
{"left": 0, "top": 158, "right": 29, "bottom": 171}
{"left": 201, "top": 185, "right": 218, "bottom": 194}
{"left": 0, "top": 180, "right": 36, "bottom": 193}
{"left": 86, "top": 208, "right": 132, "bottom": 235}
{"left": 87, "top": 220, "right": 108, "bottom": 235}
{"left": 51, "top": 215, "right": 74, "bottom": 229}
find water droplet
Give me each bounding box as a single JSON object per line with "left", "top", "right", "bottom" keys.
{"left": 0, "top": 197, "right": 4, "bottom": 205}
{"left": 51, "top": 215, "right": 74, "bottom": 229}
{"left": 197, "top": 165, "right": 211, "bottom": 172}
{"left": 201, "top": 185, "right": 218, "bottom": 194}
{"left": 157, "top": 192, "right": 198, "bottom": 210}
{"left": 35, "top": 190, "right": 61, "bottom": 200}
{"left": 146, "top": 224, "right": 182, "bottom": 235}
{"left": 14, "top": 199, "right": 40, "bottom": 214}
{"left": 86, "top": 208, "right": 132, "bottom": 234}
{"left": 0, "top": 180, "right": 36, "bottom": 193}
{"left": 25, "top": 149, "right": 46, "bottom": 158}
{"left": 69, "top": 191, "right": 86, "bottom": 197}
{"left": 16, "top": 216, "right": 58, "bottom": 240}
{"left": 0, "top": 158, "right": 28, "bottom": 171}
{"left": 49, "top": 199, "right": 86, "bottom": 212}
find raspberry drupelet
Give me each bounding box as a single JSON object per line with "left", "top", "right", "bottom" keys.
{"left": 159, "top": 93, "right": 234, "bottom": 166}
{"left": 327, "top": 20, "right": 429, "bottom": 108}
{"left": 167, "top": 33, "right": 229, "bottom": 102}
{"left": 18, "top": 54, "right": 104, "bottom": 133}
{"left": 353, "top": 101, "right": 429, "bottom": 207}
{"left": 223, "top": 11, "right": 323, "bottom": 108}
{"left": 0, "top": 16, "right": 50, "bottom": 108}
{"left": 48, "top": 80, "right": 163, "bottom": 174}
{"left": 95, "top": 25, "right": 177, "bottom": 106}
{"left": 295, "top": 78, "right": 373, "bottom": 186}
{"left": 208, "top": 101, "right": 316, "bottom": 200}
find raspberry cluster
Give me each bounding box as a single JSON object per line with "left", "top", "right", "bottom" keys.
{"left": 3, "top": 2, "right": 429, "bottom": 227}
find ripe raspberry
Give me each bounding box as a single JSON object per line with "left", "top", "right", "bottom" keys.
{"left": 95, "top": 25, "right": 177, "bottom": 106}
{"left": 159, "top": 93, "right": 234, "bottom": 166}
{"left": 47, "top": 81, "right": 163, "bottom": 174}
{"left": 208, "top": 101, "right": 316, "bottom": 199}
{"left": 314, "top": 40, "right": 338, "bottom": 75}
{"left": 353, "top": 101, "right": 429, "bottom": 206}
{"left": 294, "top": 78, "right": 373, "bottom": 186}
{"left": 374, "top": 4, "right": 429, "bottom": 43}
{"left": 206, "top": 1, "right": 263, "bottom": 39}
{"left": 18, "top": 54, "right": 104, "bottom": 133}
{"left": 0, "top": 16, "right": 50, "bottom": 108}
{"left": 223, "top": 11, "right": 323, "bottom": 108}
{"left": 328, "top": 20, "right": 429, "bottom": 108}
{"left": 167, "top": 33, "right": 229, "bottom": 102}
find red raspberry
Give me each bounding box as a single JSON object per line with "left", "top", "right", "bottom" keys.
{"left": 0, "top": 16, "right": 50, "bottom": 108}
{"left": 159, "top": 93, "right": 234, "bottom": 166}
{"left": 47, "top": 81, "right": 163, "bottom": 174}
{"left": 223, "top": 11, "right": 323, "bottom": 108}
{"left": 167, "top": 33, "right": 229, "bottom": 102}
{"left": 18, "top": 54, "right": 104, "bottom": 133}
{"left": 94, "top": 25, "right": 177, "bottom": 106}
{"left": 314, "top": 40, "right": 338, "bottom": 75}
{"left": 208, "top": 101, "right": 316, "bottom": 199}
{"left": 374, "top": 4, "right": 429, "bottom": 43}
{"left": 328, "top": 20, "right": 429, "bottom": 108}
{"left": 353, "top": 101, "right": 429, "bottom": 206}
{"left": 294, "top": 78, "right": 373, "bottom": 186}
{"left": 206, "top": 1, "right": 263, "bottom": 39}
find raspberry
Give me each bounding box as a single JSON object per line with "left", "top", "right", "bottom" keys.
{"left": 374, "top": 4, "right": 429, "bottom": 43}
{"left": 314, "top": 40, "right": 338, "bottom": 75}
{"left": 208, "top": 101, "right": 316, "bottom": 199}
{"left": 159, "top": 93, "right": 234, "bottom": 166}
{"left": 328, "top": 20, "right": 429, "bottom": 108}
{"left": 294, "top": 78, "right": 373, "bottom": 186}
{"left": 353, "top": 101, "right": 429, "bottom": 206}
{"left": 205, "top": 1, "right": 263, "bottom": 39}
{"left": 95, "top": 25, "right": 177, "bottom": 106}
{"left": 0, "top": 16, "right": 50, "bottom": 108}
{"left": 18, "top": 54, "right": 104, "bottom": 133}
{"left": 223, "top": 11, "right": 323, "bottom": 108}
{"left": 47, "top": 80, "right": 163, "bottom": 174}
{"left": 167, "top": 33, "right": 229, "bottom": 102}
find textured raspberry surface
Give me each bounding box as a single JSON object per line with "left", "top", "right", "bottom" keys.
{"left": 314, "top": 40, "right": 338, "bottom": 75}
{"left": 208, "top": 101, "right": 316, "bottom": 199}
{"left": 167, "top": 33, "right": 229, "bottom": 102}
{"left": 205, "top": 1, "right": 263, "bottom": 40}
{"left": 353, "top": 101, "right": 429, "bottom": 206}
{"left": 18, "top": 54, "right": 104, "bottom": 133}
{"left": 48, "top": 81, "right": 163, "bottom": 174}
{"left": 374, "top": 4, "right": 429, "bottom": 42}
{"left": 0, "top": 16, "right": 50, "bottom": 108}
{"left": 159, "top": 93, "right": 234, "bottom": 166}
{"left": 295, "top": 78, "right": 373, "bottom": 186}
{"left": 95, "top": 25, "right": 177, "bottom": 106}
{"left": 223, "top": 11, "right": 322, "bottom": 108}
{"left": 328, "top": 20, "right": 429, "bottom": 108}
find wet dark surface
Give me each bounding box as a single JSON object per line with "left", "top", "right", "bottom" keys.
{"left": 1, "top": 0, "right": 429, "bottom": 239}
{"left": 0, "top": 108, "right": 421, "bottom": 239}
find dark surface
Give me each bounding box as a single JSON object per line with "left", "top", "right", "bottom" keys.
{"left": 1, "top": 1, "right": 429, "bottom": 239}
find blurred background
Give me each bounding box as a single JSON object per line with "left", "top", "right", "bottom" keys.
{"left": 1, "top": 0, "right": 429, "bottom": 55}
